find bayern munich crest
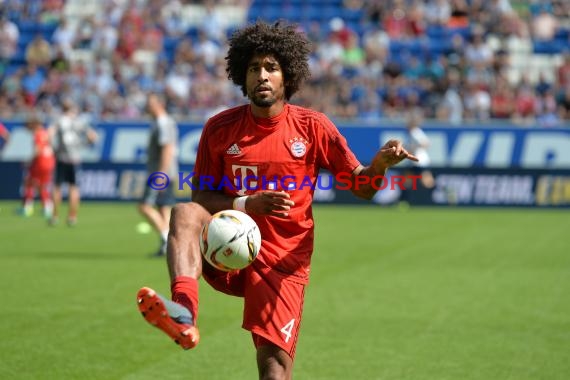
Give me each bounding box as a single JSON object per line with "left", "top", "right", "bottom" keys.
{"left": 289, "top": 137, "right": 309, "bottom": 158}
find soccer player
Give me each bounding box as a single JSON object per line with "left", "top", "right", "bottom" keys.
{"left": 138, "top": 94, "right": 179, "bottom": 256}
{"left": 48, "top": 99, "right": 98, "bottom": 226}
{"left": 0, "top": 122, "right": 9, "bottom": 158}
{"left": 404, "top": 109, "right": 434, "bottom": 189}
{"left": 20, "top": 116, "right": 55, "bottom": 217}
{"left": 136, "top": 21, "right": 417, "bottom": 379}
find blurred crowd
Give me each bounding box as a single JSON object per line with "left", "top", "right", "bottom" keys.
{"left": 0, "top": 0, "right": 569, "bottom": 126}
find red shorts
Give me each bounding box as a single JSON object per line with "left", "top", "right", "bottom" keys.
{"left": 29, "top": 161, "right": 55, "bottom": 185}
{"left": 202, "top": 259, "right": 305, "bottom": 359}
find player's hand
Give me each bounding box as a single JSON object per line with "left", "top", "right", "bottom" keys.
{"left": 246, "top": 191, "right": 295, "bottom": 218}
{"left": 372, "top": 139, "right": 418, "bottom": 171}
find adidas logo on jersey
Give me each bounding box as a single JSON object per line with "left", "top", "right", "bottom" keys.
{"left": 226, "top": 143, "right": 241, "bottom": 155}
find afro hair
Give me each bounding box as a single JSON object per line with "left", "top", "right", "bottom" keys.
{"left": 225, "top": 20, "right": 312, "bottom": 101}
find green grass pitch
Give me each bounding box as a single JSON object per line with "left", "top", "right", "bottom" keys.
{"left": 0, "top": 201, "right": 568, "bottom": 380}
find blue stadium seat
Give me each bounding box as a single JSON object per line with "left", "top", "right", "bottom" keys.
{"left": 426, "top": 25, "right": 447, "bottom": 39}
{"left": 9, "top": 50, "right": 27, "bottom": 66}
{"left": 533, "top": 40, "right": 565, "bottom": 54}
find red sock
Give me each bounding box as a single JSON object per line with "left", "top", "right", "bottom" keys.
{"left": 39, "top": 185, "right": 50, "bottom": 205}
{"left": 23, "top": 184, "right": 34, "bottom": 204}
{"left": 171, "top": 276, "right": 199, "bottom": 323}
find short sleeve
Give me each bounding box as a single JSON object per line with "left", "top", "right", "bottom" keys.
{"left": 316, "top": 114, "right": 361, "bottom": 175}
{"left": 157, "top": 115, "right": 177, "bottom": 146}
{"left": 193, "top": 119, "right": 223, "bottom": 187}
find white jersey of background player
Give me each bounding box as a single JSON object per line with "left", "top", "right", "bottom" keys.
{"left": 405, "top": 110, "right": 434, "bottom": 188}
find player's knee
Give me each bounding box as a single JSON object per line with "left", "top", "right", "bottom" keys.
{"left": 258, "top": 361, "right": 291, "bottom": 380}
{"left": 138, "top": 203, "right": 151, "bottom": 215}
{"left": 172, "top": 202, "right": 211, "bottom": 226}
{"left": 256, "top": 345, "right": 292, "bottom": 380}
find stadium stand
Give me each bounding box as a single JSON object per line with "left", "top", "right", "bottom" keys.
{"left": 0, "top": 0, "right": 569, "bottom": 125}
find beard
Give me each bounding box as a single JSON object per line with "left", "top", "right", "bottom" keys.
{"left": 251, "top": 95, "right": 277, "bottom": 108}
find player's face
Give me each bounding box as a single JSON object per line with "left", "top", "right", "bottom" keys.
{"left": 246, "top": 54, "right": 285, "bottom": 109}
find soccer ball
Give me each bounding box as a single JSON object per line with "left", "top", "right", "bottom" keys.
{"left": 200, "top": 210, "right": 261, "bottom": 272}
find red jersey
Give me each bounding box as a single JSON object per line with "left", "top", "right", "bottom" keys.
{"left": 194, "top": 104, "right": 360, "bottom": 282}
{"left": 32, "top": 129, "right": 55, "bottom": 169}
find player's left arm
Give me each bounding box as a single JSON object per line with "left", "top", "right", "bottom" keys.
{"left": 85, "top": 127, "right": 98, "bottom": 145}
{"left": 158, "top": 141, "right": 175, "bottom": 175}
{"left": 351, "top": 139, "right": 418, "bottom": 200}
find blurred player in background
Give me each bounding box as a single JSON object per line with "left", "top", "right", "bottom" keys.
{"left": 404, "top": 109, "right": 434, "bottom": 189}
{"left": 138, "top": 93, "right": 179, "bottom": 257}
{"left": 20, "top": 116, "right": 55, "bottom": 217}
{"left": 136, "top": 21, "right": 417, "bottom": 380}
{"left": 49, "top": 99, "right": 98, "bottom": 226}
{"left": 0, "top": 121, "right": 9, "bottom": 158}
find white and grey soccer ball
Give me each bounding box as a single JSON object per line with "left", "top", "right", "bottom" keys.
{"left": 200, "top": 210, "right": 261, "bottom": 272}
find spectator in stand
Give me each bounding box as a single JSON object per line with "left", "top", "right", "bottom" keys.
{"left": 535, "top": 72, "right": 553, "bottom": 96}
{"left": 38, "top": 0, "right": 64, "bottom": 24}
{"left": 466, "top": 60, "right": 493, "bottom": 90}
{"left": 21, "top": 64, "right": 46, "bottom": 106}
{"left": 161, "top": 0, "right": 187, "bottom": 38}
{"left": 0, "top": 14, "right": 19, "bottom": 75}
{"left": 25, "top": 34, "right": 53, "bottom": 68}
{"left": 448, "top": 0, "right": 470, "bottom": 28}
{"left": 483, "top": 0, "right": 514, "bottom": 35}
{"left": 513, "top": 76, "right": 538, "bottom": 125}
{"left": 341, "top": 32, "right": 365, "bottom": 70}
{"left": 384, "top": 0, "right": 412, "bottom": 39}
{"left": 490, "top": 75, "right": 516, "bottom": 119}
{"left": 408, "top": 1, "right": 426, "bottom": 37}
{"left": 0, "top": 0, "right": 569, "bottom": 124}
{"left": 532, "top": 7, "right": 558, "bottom": 41}
{"left": 551, "top": 0, "right": 570, "bottom": 19}
{"left": 200, "top": 0, "right": 226, "bottom": 43}
{"left": 139, "top": 22, "right": 164, "bottom": 54}
{"left": 193, "top": 29, "right": 222, "bottom": 69}
{"left": 329, "top": 17, "right": 355, "bottom": 49}
{"left": 437, "top": 68, "right": 463, "bottom": 125}
{"left": 91, "top": 18, "right": 119, "bottom": 60}
{"left": 173, "top": 37, "right": 197, "bottom": 66}
{"left": 557, "top": 86, "right": 570, "bottom": 120}
{"left": 557, "top": 52, "right": 570, "bottom": 88}
{"left": 116, "top": 22, "right": 139, "bottom": 60}
{"left": 38, "top": 67, "right": 65, "bottom": 106}
{"left": 165, "top": 64, "right": 191, "bottom": 109}
{"left": 491, "top": 49, "right": 510, "bottom": 77}
{"left": 74, "top": 15, "right": 96, "bottom": 49}
{"left": 363, "top": 0, "right": 387, "bottom": 26}
{"left": 51, "top": 17, "right": 76, "bottom": 58}
{"left": 535, "top": 88, "right": 560, "bottom": 127}
{"left": 464, "top": 25, "right": 494, "bottom": 68}
{"left": 0, "top": 67, "right": 24, "bottom": 107}
{"left": 463, "top": 79, "right": 491, "bottom": 121}
{"left": 362, "top": 26, "right": 390, "bottom": 69}
{"left": 425, "top": 0, "right": 451, "bottom": 27}
{"left": 316, "top": 28, "right": 345, "bottom": 74}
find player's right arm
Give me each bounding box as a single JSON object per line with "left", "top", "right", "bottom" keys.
{"left": 192, "top": 186, "right": 293, "bottom": 218}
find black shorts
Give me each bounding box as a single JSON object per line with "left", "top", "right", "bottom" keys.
{"left": 55, "top": 161, "right": 80, "bottom": 185}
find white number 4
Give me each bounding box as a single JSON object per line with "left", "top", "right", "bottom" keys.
{"left": 280, "top": 319, "right": 296, "bottom": 343}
